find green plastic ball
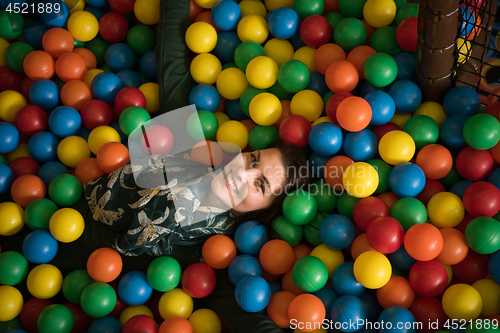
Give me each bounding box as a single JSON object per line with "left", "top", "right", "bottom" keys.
{"left": 137, "top": 71, "right": 149, "bottom": 84}
{"left": 325, "top": 11, "right": 345, "bottom": 31}
{"left": 394, "top": 0, "right": 408, "bottom": 9}
{"left": 85, "top": 36, "right": 110, "bottom": 68}
{"left": 62, "top": 270, "right": 94, "bottom": 305}
{"left": 271, "top": 215, "right": 304, "bottom": 247}
{"left": 337, "top": 192, "right": 360, "bottom": 220}
{"left": 367, "top": 159, "right": 391, "bottom": 194}
{"left": 0, "top": 316, "right": 23, "bottom": 332}
{"left": 293, "top": 0, "right": 325, "bottom": 20}
{"left": 0, "top": 155, "right": 7, "bottom": 165}
{"left": 37, "top": 304, "right": 74, "bottom": 333}
{"left": 80, "top": 282, "right": 117, "bottom": 318}
{"left": 119, "top": 106, "right": 151, "bottom": 137}
{"left": 249, "top": 125, "right": 280, "bottom": 151}
{"left": 304, "top": 212, "right": 328, "bottom": 247}
{"left": 465, "top": 322, "right": 500, "bottom": 333}
{"left": 370, "top": 27, "right": 401, "bottom": 55}
{"left": 338, "top": 0, "right": 367, "bottom": 18}
{"left": 147, "top": 256, "right": 182, "bottom": 292}
{"left": 5, "top": 42, "right": 34, "bottom": 73}
{"left": 48, "top": 174, "right": 82, "bottom": 207}
{"left": 240, "top": 87, "right": 267, "bottom": 116}
{"left": 73, "top": 38, "right": 85, "bottom": 48}
{"left": 0, "top": 11, "right": 23, "bottom": 40}
{"left": 268, "top": 81, "right": 295, "bottom": 100}
{"left": 278, "top": 60, "right": 311, "bottom": 93}
{"left": 25, "top": 198, "right": 58, "bottom": 231}
{"left": 334, "top": 18, "right": 367, "bottom": 51}
{"left": 465, "top": 217, "right": 500, "bottom": 254}
{"left": 395, "top": 3, "right": 418, "bottom": 26}
{"left": 127, "top": 25, "right": 157, "bottom": 54}
{"left": 234, "top": 41, "right": 265, "bottom": 72}
{"left": 323, "top": 91, "right": 334, "bottom": 111}
{"left": 463, "top": 113, "right": 500, "bottom": 150}
{"left": 222, "top": 62, "right": 237, "bottom": 70}
{"left": 390, "top": 197, "right": 428, "bottom": 231}
{"left": 363, "top": 53, "right": 398, "bottom": 88}
{"left": 403, "top": 115, "right": 440, "bottom": 150}
{"left": 310, "top": 180, "right": 337, "bottom": 214}
{"left": 291, "top": 256, "right": 329, "bottom": 292}
{"left": 283, "top": 190, "right": 318, "bottom": 225}
{"left": 439, "top": 156, "right": 464, "bottom": 189}
{"left": 186, "top": 110, "right": 219, "bottom": 141}
{"left": 0, "top": 251, "right": 29, "bottom": 286}
{"left": 53, "top": 76, "right": 65, "bottom": 90}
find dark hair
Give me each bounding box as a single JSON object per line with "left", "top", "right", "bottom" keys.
{"left": 234, "top": 141, "right": 311, "bottom": 229}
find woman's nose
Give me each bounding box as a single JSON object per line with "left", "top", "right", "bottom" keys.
{"left": 243, "top": 168, "right": 260, "bottom": 181}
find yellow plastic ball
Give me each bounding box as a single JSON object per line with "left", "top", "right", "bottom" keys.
{"left": 216, "top": 67, "right": 249, "bottom": 100}
{"left": 57, "top": 135, "right": 91, "bottom": 168}
{"left": 49, "top": 208, "right": 85, "bottom": 243}
{"left": 363, "top": 0, "right": 397, "bottom": 28}
{"left": 216, "top": 120, "right": 249, "bottom": 153}
{"left": 119, "top": 305, "right": 154, "bottom": 326}
{"left": 195, "top": 0, "right": 218, "bottom": 8}
{"left": 188, "top": 308, "right": 222, "bottom": 333}
{"left": 8, "top": 143, "right": 30, "bottom": 162}
{"left": 293, "top": 46, "right": 316, "bottom": 72}
{"left": 310, "top": 244, "right": 344, "bottom": 278}
{"left": 378, "top": 130, "right": 416, "bottom": 165}
{"left": 290, "top": 90, "right": 323, "bottom": 122}
{"left": 246, "top": 56, "right": 278, "bottom": 89}
{"left": 27, "top": 264, "right": 63, "bottom": 299}
{"left": 159, "top": 288, "right": 194, "bottom": 320}
{"left": 312, "top": 116, "right": 332, "bottom": 127}
{"left": 84, "top": 68, "right": 104, "bottom": 88}
{"left": 239, "top": 0, "right": 267, "bottom": 18}
{"left": 353, "top": 251, "right": 392, "bottom": 289}
{"left": 0, "top": 285, "right": 23, "bottom": 321}
{"left": 457, "top": 38, "right": 471, "bottom": 65}
{"left": 343, "top": 162, "right": 379, "bottom": 198}
{"left": 472, "top": 279, "right": 500, "bottom": 318}
{"left": 413, "top": 101, "right": 447, "bottom": 127}
{"left": 214, "top": 111, "right": 230, "bottom": 127}
{"left": 64, "top": 0, "right": 85, "bottom": 14}
{"left": 190, "top": 53, "right": 222, "bottom": 84}
{"left": 427, "top": 192, "right": 465, "bottom": 228}
{"left": 237, "top": 14, "right": 269, "bottom": 44}
{"left": 264, "top": 0, "right": 293, "bottom": 11}
{"left": 264, "top": 38, "right": 294, "bottom": 68}
{"left": 0, "top": 38, "right": 10, "bottom": 67}
{"left": 88, "top": 126, "right": 121, "bottom": 155}
{"left": 67, "top": 11, "right": 99, "bottom": 42}
{"left": 185, "top": 22, "right": 218, "bottom": 54}
{"left": 442, "top": 283, "right": 483, "bottom": 321}
{"left": 134, "top": 0, "right": 160, "bottom": 25}
{"left": 0, "top": 202, "right": 24, "bottom": 236}
{"left": 139, "top": 82, "right": 160, "bottom": 113}
{"left": 249, "top": 92, "right": 282, "bottom": 126}
{"left": 389, "top": 112, "right": 412, "bottom": 128}
{"left": 0, "top": 90, "right": 27, "bottom": 122}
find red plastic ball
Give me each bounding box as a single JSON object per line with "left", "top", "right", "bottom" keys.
{"left": 0, "top": 65, "right": 24, "bottom": 92}
{"left": 353, "top": 197, "right": 389, "bottom": 231}
{"left": 10, "top": 174, "right": 46, "bottom": 207}
{"left": 279, "top": 115, "right": 311, "bottom": 147}
{"left": 396, "top": 17, "right": 418, "bottom": 51}
{"left": 123, "top": 314, "right": 158, "bottom": 333}
{"left": 14, "top": 104, "right": 48, "bottom": 136}
{"left": 326, "top": 92, "right": 352, "bottom": 125}
{"left": 409, "top": 260, "right": 448, "bottom": 297}
{"left": 299, "top": 15, "right": 332, "bottom": 48}
{"left": 452, "top": 249, "right": 489, "bottom": 285}
{"left": 141, "top": 124, "right": 174, "bottom": 155}
{"left": 414, "top": 179, "right": 446, "bottom": 206}
{"left": 181, "top": 263, "right": 217, "bottom": 298}
{"left": 65, "top": 302, "right": 92, "bottom": 333}
{"left": 20, "top": 298, "right": 53, "bottom": 332}
{"left": 9, "top": 157, "right": 40, "bottom": 179}
{"left": 366, "top": 216, "right": 404, "bottom": 254}
{"left": 462, "top": 181, "right": 500, "bottom": 217}
{"left": 99, "top": 12, "right": 129, "bottom": 43}
{"left": 114, "top": 87, "right": 147, "bottom": 114}
{"left": 409, "top": 297, "right": 448, "bottom": 333}
{"left": 483, "top": 101, "right": 500, "bottom": 120}
{"left": 456, "top": 147, "right": 494, "bottom": 181}
{"left": 372, "top": 123, "right": 401, "bottom": 141}
{"left": 21, "top": 77, "right": 34, "bottom": 101}
{"left": 80, "top": 100, "right": 113, "bottom": 130}
{"left": 455, "top": 213, "right": 474, "bottom": 234}
{"left": 55, "top": 52, "right": 88, "bottom": 82}
{"left": 109, "top": 0, "right": 136, "bottom": 13}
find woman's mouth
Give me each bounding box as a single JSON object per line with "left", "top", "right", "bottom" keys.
{"left": 225, "top": 170, "right": 239, "bottom": 195}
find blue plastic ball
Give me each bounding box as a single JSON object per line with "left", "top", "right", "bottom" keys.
{"left": 85, "top": 7, "right": 106, "bottom": 21}
{"left": 343, "top": 128, "right": 378, "bottom": 161}
{"left": 23, "top": 20, "right": 49, "bottom": 49}
{"left": 29, "top": 79, "right": 59, "bottom": 111}
{"left": 449, "top": 180, "right": 474, "bottom": 199}
{"left": 226, "top": 99, "right": 249, "bottom": 121}
{"left": 439, "top": 114, "right": 469, "bottom": 151}
{"left": 389, "top": 162, "right": 426, "bottom": 197}
{"left": 105, "top": 43, "right": 135, "bottom": 72}
{"left": 312, "top": 286, "right": 338, "bottom": 315}
{"left": 211, "top": 0, "right": 242, "bottom": 31}
{"left": 91, "top": 72, "right": 124, "bottom": 103}
{"left": 39, "top": 0, "right": 69, "bottom": 27}
{"left": 228, "top": 254, "right": 263, "bottom": 286}
{"left": 387, "top": 245, "right": 417, "bottom": 272}
{"left": 88, "top": 316, "right": 122, "bottom": 333}
{"left": 48, "top": 106, "right": 81, "bottom": 137}
{"left": 24, "top": 132, "right": 55, "bottom": 161}
{"left": 86, "top": 0, "right": 108, "bottom": 7}
{"left": 488, "top": 168, "right": 500, "bottom": 190}
{"left": 309, "top": 152, "right": 333, "bottom": 180}
{"left": 365, "top": 91, "right": 396, "bottom": 126}
{"left": 359, "top": 81, "right": 389, "bottom": 97}
{"left": 188, "top": 84, "right": 221, "bottom": 112}
{"left": 460, "top": 7, "right": 475, "bottom": 38}
{"left": 268, "top": 281, "right": 283, "bottom": 296}
{"left": 0, "top": 122, "right": 19, "bottom": 154}
{"left": 268, "top": 7, "right": 300, "bottom": 39}
{"left": 393, "top": 53, "right": 417, "bottom": 81}
{"left": 307, "top": 72, "right": 329, "bottom": 97}
{"left": 288, "top": 29, "right": 306, "bottom": 50}
{"left": 443, "top": 86, "right": 480, "bottom": 116}
{"left": 213, "top": 31, "right": 241, "bottom": 63}
{"left": 0, "top": 163, "right": 14, "bottom": 195}
{"left": 330, "top": 295, "right": 367, "bottom": 333}
{"left": 308, "top": 122, "right": 343, "bottom": 157}
{"left": 319, "top": 214, "right": 356, "bottom": 250}
{"left": 76, "top": 126, "right": 91, "bottom": 141}
{"left": 116, "top": 69, "right": 142, "bottom": 88}
{"left": 235, "top": 275, "right": 271, "bottom": 313}
{"left": 22, "top": 230, "right": 58, "bottom": 264}
{"left": 234, "top": 220, "right": 268, "bottom": 255}
{"left": 378, "top": 306, "right": 417, "bottom": 333}
{"left": 388, "top": 80, "right": 422, "bottom": 113}
{"left": 37, "top": 161, "right": 69, "bottom": 188}
{"left": 139, "top": 50, "right": 157, "bottom": 82}
{"left": 109, "top": 122, "right": 128, "bottom": 146}
{"left": 331, "top": 262, "right": 366, "bottom": 297}
{"left": 117, "top": 271, "right": 153, "bottom": 306}
{"left": 488, "top": 250, "right": 500, "bottom": 285}
{"left": 359, "top": 289, "right": 384, "bottom": 322}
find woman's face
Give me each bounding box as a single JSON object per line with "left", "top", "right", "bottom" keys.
{"left": 210, "top": 148, "right": 287, "bottom": 213}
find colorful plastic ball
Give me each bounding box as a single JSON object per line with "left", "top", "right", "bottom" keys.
{"left": 489, "top": 250, "right": 500, "bottom": 285}
{"left": 331, "top": 262, "right": 365, "bottom": 296}
{"left": 158, "top": 317, "right": 193, "bottom": 333}
{"left": 309, "top": 243, "right": 344, "bottom": 278}
{"left": 465, "top": 217, "right": 500, "bottom": 254}
{"left": 234, "top": 275, "right": 271, "bottom": 312}
{"left": 317, "top": 214, "right": 354, "bottom": 251}
{"left": 189, "top": 53, "right": 222, "bottom": 85}
{"left": 73, "top": 47, "right": 97, "bottom": 70}
{"left": 67, "top": 10, "right": 99, "bottom": 42}
{"left": 258, "top": 239, "right": 294, "bottom": 276}
{"left": 61, "top": 269, "right": 94, "bottom": 305}
{"left": 48, "top": 106, "right": 81, "bottom": 137}
{"left": 60, "top": 79, "right": 92, "bottom": 111}
{"left": 279, "top": 114, "right": 311, "bottom": 147}
{"left": 388, "top": 80, "right": 422, "bottom": 114}
{"left": 37, "top": 161, "right": 68, "bottom": 188}
{"left": 363, "top": 0, "right": 396, "bottom": 28}
{"left": 453, "top": 249, "right": 489, "bottom": 285}
{"left": 26, "top": 263, "right": 63, "bottom": 299}
{"left": 117, "top": 271, "right": 152, "bottom": 306}
{"left": 48, "top": 173, "right": 82, "bottom": 207}
{"left": 10, "top": 174, "right": 46, "bottom": 208}
{"left": 264, "top": 38, "right": 294, "bottom": 69}
{"left": 234, "top": 41, "right": 265, "bottom": 72}
{"left": 278, "top": 60, "right": 310, "bottom": 93}
{"left": 266, "top": 291, "right": 296, "bottom": 328}
{"left": 158, "top": 288, "right": 193, "bottom": 320}
{"left": 95, "top": 142, "right": 129, "bottom": 174}
{"left": 325, "top": 60, "right": 359, "bottom": 93}
{"left": 323, "top": 156, "right": 354, "bottom": 191}
{"left": 404, "top": 223, "right": 443, "bottom": 261}
{"left": 378, "top": 130, "right": 415, "bottom": 165}
{"left": 8, "top": 156, "right": 40, "bottom": 179}
{"left": 88, "top": 126, "right": 121, "bottom": 155}
{"left": 352, "top": 197, "right": 389, "bottom": 231}
{"left": 0, "top": 162, "right": 13, "bottom": 195}
{"left": 55, "top": 51, "right": 87, "bottom": 83}
{"left": 80, "top": 282, "right": 117, "bottom": 318}
{"left": 408, "top": 260, "right": 448, "bottom": 298}
{"left": 365, "top": 216, "right": 404, "bottom": 254}
{"left": 0, "top": 90, "right": 27, "bottom": 123}
{"left": 87, "top": 248, "right": 123, "bottom": 283}
{"left": 396, "top": 17, "right": 418, "bottom": 51}
{"left": 0, "top": 251, "right": 29, "bottom": 286}
{"left": 463, "top": 182, "right": 500, "bottom": 217}
{"left": 308, "top": 122, "right": 343, "bottom": 157}
{"left": 248, "top": 92, "right": 281, "bottom": 126}
{"left": 291, "top": 256, "right": 328, "bottom": 293}
{"left": 104, "top": 43, "right": 135, "bottom": 72}
{"left": 187, "top": 308, "right": 221, "bottom": 333}
{"left": 442, "top": 283, "right": 482, "bottom": 321}
{"left": 364, "top": 91, "right": 396, "bottom": 126}
{"left": 57, "top": 135, "right": 91, "bottom": 168}
{"left": 343, "top": 128, "right": 378, "bottom": 161}
{"left": 22, "top": 50, "right": 54, "bottom": 81}
{"left": 202, "top": 234, "right": 237, "bottom": 270}
{"left": 299, "top": 15, "right": 332, "bottom": 48}
{"left": 216, "top": 67, "right": 248, "bottom": 100}
{"left": 116, "top": 69, "right": 142, "bottom": 88}
{"left": 22, "top": 230, "right": 58, "bottom": 264}
{"left": 42, "top": 27, "right": 73, "bottom": 58}
{"left": 211, "top": 0, "right": 241, "bottom": 31}
{"left": 334, "top": 18, "right": 367, "bottom": 51}
{"left": 216, "top": 120, "right": 248, "bottom": 153}
{"left": 288, "top": 294, "right": 326, "bottom": 332}
{"left": 98, "top": 12, "right": 128, "bottom": 43}
{"left": 364, "top": 53, "right": 398, "bottom": 88}
{"left": 463, "top": 113, "right": 500, "bottom": 150}
{"left": 389, "top": 162, "right": 425, "bottom": 198}
{"left": 14, "top": 104, "right": 47, "bottom": 137}
{"left": 27, "top": 79, "right": 59, "bottom": 111}
{"left": 133, "top": 0, "right": 160, "bottom": 24}
{"left": 393, "top": 53, "right": 417, "bottom": 81}
{"left": 91, "top": 72, "right": 124, "bottom": 104}
{"left": 435, "top": 227, "right": 468, "bottom": 266}
{"left": 144, "top": 257, "right": 181, "bottom": 294}
{"left": 36, "top": 303, "right": 75, "bottom": 333}
{"left": 228, "top": 255, "right": 263, "bottom": 286}
{"left": 378, "top": 306, "right": 416, "bottom": 333}
{"left": 471, "top": 278, "right": 500, "bottom": 319}
{"left": 79, "top": 100, "right": 112, "bottom": 130}
{"left": 234, "top": 220, "right": 268, "bottom": 255}
{"left": 246, "top": 56, "right": 278, "bottom": 89}
{"left": 282, "top": 190, "right": 318, "bottom": 225}
{"left": 181, "top": 263, "right": 217, "bottom": 298}
{"left": 0, "top": 122, "right": 19, "bottom": 154}
{"left": 353, "top": 251, "right": 391, "bottom": 289}
{"left": 456, "top": 147, "right": 494, "bottom": 181}
{"left": 237, "top": 14, "right": 268, "bottom": 44}
{"left": 342, "top": 162, "right": 379, "bottom": 198}
{"left": 443, "top": 86, "right": 480, "bottom": 117}
{"left": 336, "top": 96, "right": 372, "bottom": 132}
{"left": 376, "top": 276, "right": 414, "bottom": 311}
{"left": 49, "top": 207, "right": 84, "bottom": 243}
{"left": 415, "top": 144, "right": 452, "bottom": 180}
{"left": 329, "top": 295, "right": 366, "bottom": 332}
{"left": 189, "top": 84, "right": 221, "bottom": 112}
{"left": 248, "top": 125, "right": 280, "bottom": 150}
{"left": 185, "top": 22, "right": 217, "bottom": 54}
{"left": 121, "top": 314, "right": 157, "bottom": 333}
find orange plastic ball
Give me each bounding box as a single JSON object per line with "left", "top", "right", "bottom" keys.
{"left": 55, "top": 52, "right": 88, "bottom": 82}
{"left": 436, "top": 228, "right": 469, "bottom": 266}
{"left": 11, "top": 174, "right": 46, "bottom": 207}
{"left": 350, "top": 233, "right": 376, "bottom": 260}
{"left": 347, "top": 45, "right": 377, "bottom": 79}
{"left": 323, "top": 156, "right": 354, "bottom": 190}
{"left": 491, "top": 141, "right": 500, "bottom": 164}
{"left": 377, "top": 192, "right": 401, "bottom": 210}
{"left": 60, "top": 80, "right": 92, "bottom": 111}
{"left": 96, "top": 142, "right": 130, "bottom": 174}
{"left": 23, "top": 51, "right": 55, "bottom": 81}
{"left": 73, "top": 48, "right": 97, "bottom": 70}
{"left": 42, "top": 28, "right": 75, "bottom": 58}
{"left": 267, "top": 291, "right": 296, "bottom": 328}
{"left": 404, "top": 223, "right": 444, "bottom": 261}
{"left": 288, "top": 294, "right": 326, "bottom": 333}
{"left": 336, "top": 96, "right": 372, "bottom": 132}
{"left": 314, "top": 43, "right": 346, "bottom": 75}
{"left": 87, "top": 247, "right": 123, "bottom": 283}
{"left": 293, "top": 243, "right": 312, "bottom": 263}
{"left": 159, "top": 317, "right": 194, "bottom": 333}
{"left": 416, "top": 144, "right": 453, "bottom": 180}
{"left": 376, "top": 275, "right": 415, "bottom": 309}
{"left": 325, "top": 60, "right": 359, "bottom": 93}
{"left": 273, "top": 100, "right": 292, "bottom": 129}
{"left": 190, "top": 140, "right": 224, "bottom": 166}
{"left": 75, "top": 158, "right": 106, "bottom": 184}
{"left": 190, "top": 0, "right": 204, "bottom": 22}
{"left": 259, "top": 239, "right": 295, "bottom": 275}
{"left": 202, "top": 235, "right": 237, "bottom": 269}
{"left": 282, "top": 269, "right": 305, "bottom": 295}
